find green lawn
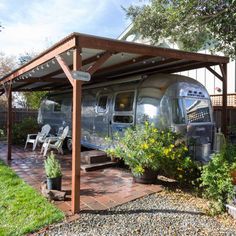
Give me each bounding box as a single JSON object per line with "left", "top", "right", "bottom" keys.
{"left": 0, "top": 160, "right": 64, "bottom": 236}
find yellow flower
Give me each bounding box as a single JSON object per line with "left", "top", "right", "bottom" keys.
{"left": 141, "top": 143, "right": 149, "bottom": 149}
{"left": 170, "top": 144, "right": 174, "bottom": 148}
{"left": 149, "top": 138, "right": 155, "bottom": 144}
{"left": 164, "top": 148, "right": 169, "bottom": 155}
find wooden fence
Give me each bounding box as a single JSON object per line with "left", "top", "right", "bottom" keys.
{"left": 210, "top": 94, "right": 236, "bottom": 133}
{"left": 0, "top": 109, "right": 38, "bottom": 130}
{"left": 211, "top": 93, "right": 236, "bottom": 107}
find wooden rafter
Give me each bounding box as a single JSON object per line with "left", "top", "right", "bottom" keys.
{"left": 55, "top": 55, "right": 74, "bottom": 86}
{"left": 206, "top": 66, "right": 223, "bottom": 81}
{"left": 96, "top": 55, "right": 155, "bottom": 75}
{"left": 87, "top": 52, "right": 112, "bottom": 75}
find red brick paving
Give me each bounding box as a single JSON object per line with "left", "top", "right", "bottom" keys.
{"left": 0, "top": 142, "right": 162, "bottom": 217}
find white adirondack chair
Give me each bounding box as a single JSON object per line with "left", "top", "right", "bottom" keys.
{"left": 41, "top": 126, "right": 69, "bottom": 156}
{"left": 24, "top": 124, "right": 51, "bottom": 151}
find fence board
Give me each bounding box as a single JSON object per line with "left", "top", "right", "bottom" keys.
{"left": 0, "top": 109, "right": 38, "bottom": 130}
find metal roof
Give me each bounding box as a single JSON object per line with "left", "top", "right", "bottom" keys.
{"left": 0, "top": 32, "right": 229, "bottom": 94}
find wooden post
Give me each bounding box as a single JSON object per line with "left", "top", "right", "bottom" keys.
{"left": 7, "top": 83, "right": 12, "bottom": 161}
{"left": 221, "top": 63, "right": 227, "bottom": 135}
{"left": 71, "top": 48, "right": 82, "bottom": 214}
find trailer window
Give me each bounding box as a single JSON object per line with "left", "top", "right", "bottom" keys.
{"left": 97, "top": 95, "right": 108, "bottom": 113}
{"left": 184, "top": 99, "right": 211, "bottom": 123}
{"left": 172, "top": 99, "right": 185, "bottom": 124}
{"left": 113, "top": 115, "right": 133, "bottom": 123}
{"left": 115, "top": 92, "right": 134, "bottom": 112}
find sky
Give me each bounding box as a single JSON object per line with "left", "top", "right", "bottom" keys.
{"left": 0, "top": 0, "right": 144, "bottom": 57}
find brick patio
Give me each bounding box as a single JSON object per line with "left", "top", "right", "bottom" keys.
{"left": 0, "top": 142, "right": 162, "bottom": 217}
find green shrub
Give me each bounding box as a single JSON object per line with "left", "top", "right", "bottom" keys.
{"left": 12, "top": 117, "right": 39, "bottom": 144}
{"left": 200, "top": 145, "right": 236, "bottom": 214}
{"left": 44, "top": 151, "right": 62, "bottom": 178}
{"left": 106, "top": 122, "right": 198, "bottom": 184}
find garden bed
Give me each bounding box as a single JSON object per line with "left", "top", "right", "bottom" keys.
{"left": 0, "top": 160, "right": 64, "bottom": 236}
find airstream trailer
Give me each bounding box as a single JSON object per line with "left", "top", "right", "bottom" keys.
{"left": 38, "top": 73, "right": 214, "bottom": 162}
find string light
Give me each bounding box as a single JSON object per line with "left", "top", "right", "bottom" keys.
{"left": 133, "top": 58, "right": 136, "bottom": 62}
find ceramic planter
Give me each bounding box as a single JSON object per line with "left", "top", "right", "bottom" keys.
{"left": 47, "top": 176, "right": 62, "bottom": 190}
{"left": 133, "top": 168, "right": 158, "bottom": 184}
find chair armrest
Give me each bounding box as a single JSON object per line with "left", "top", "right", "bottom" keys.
{"left": 44, "top": 136, "right": 59, "bottom": 144}
{"left": 27, "top": 134, "right": 37, "bottom": 139}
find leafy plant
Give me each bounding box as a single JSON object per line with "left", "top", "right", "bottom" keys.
{"left": 106, "top": 122, "right": 193, "bottom": 180}
{"left": 200, "top": 145, "right": 236, "bottom": 214}
{"left": 125, "top": 0, "right": 236, "bottom": 58}
{"left": 12, "top": 117, "right": 39, "bottom": 144}
{"left": 44, "top": 151, "right": 62, "bottom": 178}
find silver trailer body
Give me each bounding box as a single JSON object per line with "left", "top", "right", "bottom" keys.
{"left": 38, "top": 73, "right": 214, "bottom": 162}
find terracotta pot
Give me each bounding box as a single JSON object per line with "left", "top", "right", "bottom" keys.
{"left": 231, "top": 170, "right": 236, "bottom": 185}
{"left": 133, "top": 168, "right": 158, "bottom": 184}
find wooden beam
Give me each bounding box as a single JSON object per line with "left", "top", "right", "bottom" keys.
{"left": 160, "top": 62, "right": 215, "bottom": 74}
{"left": 221, "top": 63, "right": 228, "bottom": 135}
{"left": 78, "top": 34, "right": 229, "bottom": 64}
{"left": 71, "top": 48, "right": 82, "bottom": 214}
{"left": 55, "top": 55, "right": 74, "bottom": 86}
{"left": 96, "top": 55, "right": 155, "bottom": 75}
{"left": 206, "top": 66, "right": 223, "bottom": 81}
{"left": 97, "top": 58, "right": 184, "bottom": 79}
{"left": 5, "top": 83, "right": 12, "bottom": 161}
{"left": 87, "top": 51, "right": 112, "bottom": 75}
{"left": 1, "top": 36, "right": 76, "bottom": 84}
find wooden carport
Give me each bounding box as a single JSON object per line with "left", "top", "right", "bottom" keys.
{"left": 0, "top": 32, "right": 229, "bottom": 214}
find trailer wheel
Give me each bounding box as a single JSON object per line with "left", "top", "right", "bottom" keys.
{"left": 67, "top": 138, "right": 72, "bottom": 152}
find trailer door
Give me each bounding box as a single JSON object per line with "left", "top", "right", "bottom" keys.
{"left": 93, "top": 94, "right": 111, "bottom": 148}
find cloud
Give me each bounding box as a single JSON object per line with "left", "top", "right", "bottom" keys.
{"left": 0, "top": 0, "right": 134, "bottom": 56}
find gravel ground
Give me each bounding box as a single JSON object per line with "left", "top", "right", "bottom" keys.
{"left": 37, "top": 191, "right": 236, "bottom": 236}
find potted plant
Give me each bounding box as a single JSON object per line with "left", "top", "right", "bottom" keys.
{"left": 44, "top": 151, "right": 62, "bottom": 190}
{"left": 106, "top": 122, "right": 188, "bottom": 184}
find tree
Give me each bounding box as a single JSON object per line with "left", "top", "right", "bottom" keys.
{"left": 125, "top": 0, "right": 236, "bottom": 58}
{"left": 0, "top": 52, "right": 16, "bottom": 78}
{"left": 0, "top": 52, "right": 46, "bottom": 109}
{"left": 23, "top": 91, "right": 47, "bottom": 109}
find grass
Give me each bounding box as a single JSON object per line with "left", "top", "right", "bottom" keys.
{"left": 0, "top": 160, "right": 64, "bottom": 236}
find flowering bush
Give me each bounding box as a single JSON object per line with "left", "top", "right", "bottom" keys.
{"left": 106, "top": 122, "right": 194, "bottom": 180}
